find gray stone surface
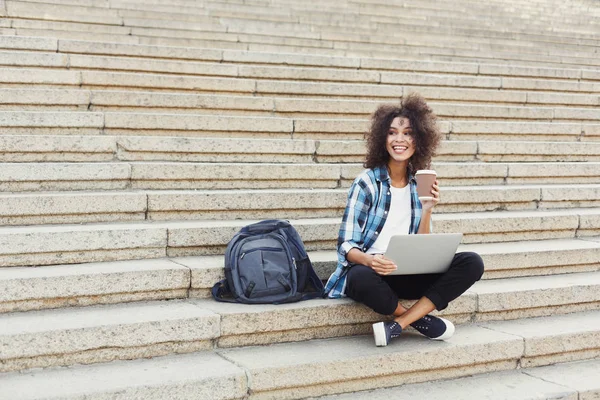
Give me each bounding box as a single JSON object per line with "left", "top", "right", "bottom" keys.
{"left": 70, "top": 54, "right": 238, "bottom": 77}
{"left": 93, "top": 91, "right": 274, "bottom": 112}
{"left": 343, "top": 162, "right": 508, "bottom": 187}
{"left": 81, "top": 71, "right": 255, "bottom": 93}
{"left": 359, "top": 58, "right": 478, "bottom": 74}
{"left": 0, "top": 300, "right": 219, "bottom": 371}
{"left": 0, "top": 88, "right": 90, "bottom": 106}
{"left": 294, "top": 118, "right": 368, "bottom": 134}
{"left": 480, "top": 64, "right": 581, "bottom": 79}
{"left": 0, "top": 223, "right": 167, "bottom": 267}
{"left": 0, "top": 352, "right": 246, "bottom": 400}
{"left": 460, "top": 238, "right": 600, "bottom": 278}
{"left": 131, "top": 163, "right": 341, "bottom": 190}
{"left": 255, "top": 80, "right": 405, "bottom": 98}
{"left": 525, "top": 359, "right": 600, "bottom": 400}
{"left": 58, "top": 39, "right": 224, "bottom": 61}
{"left": 6, "top": 1, "right": 123, "bottom": 24}
{"left": 239, "top": 65, "right": 379, "bottom": 83}
{"left": 434, "top": 209, "right": 581, "bottom": 244}
{"left": 437, "top": 185, "right": 539, "bottom": 212}
{"left": 318, "top": 370, "right": 577, "bottom": 399}
{"left": 223, "top": 49, "right": 359, "bottom": 68}
{"left": 0, "top": 192, "right": 141, "bottom": 216}
{"left": 148, "top": 189, "right": 346, "bottom": 220}
{"left": 527, "top": 92, "right": 599, "bottom": 106}
{"left": 0, "top": 50, "right": 68, "bottom": 68}
{"left": 0, "top": 258, "right": 189, "bottom": 312}
{"left": 219, "top": 325, "right": 523, "bottom": 397}
{"left": 382, "top": 71, "right": 501, "bottom": 88}
{"left": 171, "top": 255, "right": 224, "bottom": 296}
{"left": 0, "top": 163, "right": 130, "bottom": 191}
{"left": 0, "top": 67, "right": 81, "bottom": 85}
{"left": 105, "top": 112, "right": 293, "bottom": 133}
{"left": 469, "top": 271, "right": 600, "bottom": 319}
{"left": 478, "top": 141, "right": 600, "bottom": 162}
{"left": 451, "top": 121, "right": 582, "bottom": 138}
{"left": 164, "top": 209, "right": 600, "bottom": 255}
{"left": 540, "top": 185, "right": 600, "bottom": 208}
{"left": 481, "top": 310, "right": 600, "bottom": 367}
{"left": 508, "top": 163, "right": 600, "bottom": 184}
{"left": 0, "top": 111, "right": 103, "bottom": 128}
{"left": 0, "top": 135, "right": 115, "bottom": 162}
{"left": 117, "top": 136, "right": 315, "bottom": 163}
{"left": 0, "top": 35, "right": 57, "bottom": 51}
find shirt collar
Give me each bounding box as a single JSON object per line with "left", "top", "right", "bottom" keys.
{"left": 373, "top": 165, "right": 416, "bottom": 184}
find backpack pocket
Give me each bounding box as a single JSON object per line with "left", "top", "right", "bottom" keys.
{"left": 237, "top": 237, "right": 295, "bottom": 298}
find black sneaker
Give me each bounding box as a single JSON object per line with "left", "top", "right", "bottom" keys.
{"left": 372, "top": 321, "right": 402, "bottom": 347}
{"left": 410, "top": 315, "right": 455, "bottom": 340}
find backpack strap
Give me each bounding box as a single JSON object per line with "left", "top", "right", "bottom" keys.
{"left": 211, "top": 279, "right": 238, "bottom": 303}
{"left": 300, "top": 291, "right": 323, "bottom": 301}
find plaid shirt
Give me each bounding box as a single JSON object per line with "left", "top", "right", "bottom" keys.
{"left": 323, "top": 166, "right": 425, "bottom": 298}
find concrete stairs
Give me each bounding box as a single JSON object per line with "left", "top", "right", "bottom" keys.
{"left": 2, "top": 312, "right": 600, "bottom": 399}
{"left": 1, "top": 0, "right": 599, "bottom": 67}
{"left": 1, "top": 0, "right": 600, "bottom": 397}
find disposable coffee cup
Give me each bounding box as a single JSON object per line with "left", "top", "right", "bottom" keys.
{"left": 415, "top": 170, "right": 437, "bottom": 201}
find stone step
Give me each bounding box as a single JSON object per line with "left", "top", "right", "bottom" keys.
{"left": 2, "top": 238, "right": 600, "bottom": 313}
{"left": 214, "top": 310, "right": 600, "bottom": 399}
{"left": 2, "top": 49, "right": 599, "bottom": 94}
{"left": 4, "top": 135, "right": 600, "bottom": 164}
{"left": 5, "top": 0, "right": 598, "bottom": 35}
{"left": 4, "top": 66, "right": 600, "bottom": 109}
{"left": 142, "top": 184, "right": 600, "bottom": 218}
{"left": 0, "top": 35, "right": 591, "bottom": 83}
{"left": 5, "top": 89, "right": 600, "bottom": 123}
{"left": 1, "top": 273, "right": 599, "bottom": 372}
{"left": 0, "top": 351, "right": 248, "bottom": 400}
{"left": 5, "top": 184, "right": 600, "bottom": 226}
{"left": 5, "top": 1, "right": 123, "bottom": 25}
{"left": 187, "top": 272, "right": 600, "bottom": 347}
{"left": 1, "top": 209, "right": 600, "bottom": 267}
{"left": 0, "top": 258, "right": 190, "bottom": 313}
{"left": 6, "top": 24, "right": 597, "bottom": 69}
{"left": 4, "top": 9, "right": 598, "bottom": 59}
{"left": 4, "top": 160, "right": 600, "bottom": 192}
{"left": 3, "top": 111, "right": 600, "bottom": 141}
{"left": 2, "top": 343, "right": 599, "bottom": 400}
{"left": 41, "top": 37, "right": 464, "bottom": 72}
{"left": 9, "top": 0, "right": 598, "bottom": 33}
{"left": 5, "top": 6, "right": 594, "bottom": 44}
{"left": 187, "top": 237, "right": 600, "bottom": 297}
{"left": 317, "top": 358, "right": 600, "bottom": 400}
{"left": 142, "top": 210, "right": 600, "bottom": 256}
{"left": 0, "top": 299, "right": 220, "bottom": 373}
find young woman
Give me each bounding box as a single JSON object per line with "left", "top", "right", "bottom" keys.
{"left": 324, "top": 94, "right": 484, "bottom": 347}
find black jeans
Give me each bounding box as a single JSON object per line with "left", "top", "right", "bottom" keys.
{"left": 345, "top": 252, "right": 484, "bottom": 315}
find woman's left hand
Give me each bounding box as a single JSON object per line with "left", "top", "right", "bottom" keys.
{"left": 421, "top": 180, "right": 440, "bottom": 211}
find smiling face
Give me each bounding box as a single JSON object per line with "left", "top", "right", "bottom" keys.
{"left": 386, "top": 116, "right": 415, "bottom": 167}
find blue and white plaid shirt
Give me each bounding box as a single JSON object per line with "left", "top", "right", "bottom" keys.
{"left": 323, "top": 166, "right": 425, "bottom": 298}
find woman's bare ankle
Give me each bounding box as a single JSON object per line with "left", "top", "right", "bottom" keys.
{"left": 392, "top": 302, "right": 408, "bottom": 317}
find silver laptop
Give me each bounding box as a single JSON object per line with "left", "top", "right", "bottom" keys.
{"left": 384, "top": 233, "right": 463, "bottom": 275}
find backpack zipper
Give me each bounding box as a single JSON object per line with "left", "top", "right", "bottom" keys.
{"left": 240, "top": 246, "right": 284, "bottom": 259}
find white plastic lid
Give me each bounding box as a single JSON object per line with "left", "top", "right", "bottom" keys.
{"left": 415, "top": 169, "right": 437, "bottom": 175}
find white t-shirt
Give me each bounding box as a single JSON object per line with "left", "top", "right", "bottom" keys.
{"left": 366, "top": 184, "right": 411, "bottom": 254}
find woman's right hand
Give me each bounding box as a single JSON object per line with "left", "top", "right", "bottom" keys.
{"left": 370, "top": 254, "right": 398, "bottom": 275}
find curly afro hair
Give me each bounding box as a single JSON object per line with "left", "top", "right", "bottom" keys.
{"left": 364, "top": 93, "right": 441, "bottom": 174}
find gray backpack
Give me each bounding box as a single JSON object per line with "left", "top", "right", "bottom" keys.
{"left": 211, "top": 220, "right": 324, "bottom": 304}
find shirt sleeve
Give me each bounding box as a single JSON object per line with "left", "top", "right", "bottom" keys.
{"left": 337, "top": 177, "right": 372, "bottom": 266}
